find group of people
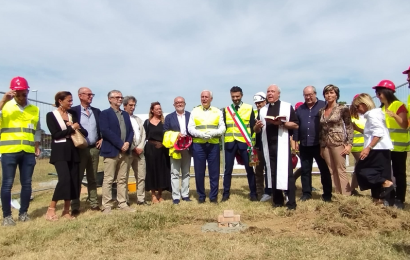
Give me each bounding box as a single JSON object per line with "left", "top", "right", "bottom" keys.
{"left": 1, "top": 64, "right": 410, "bottom": 225}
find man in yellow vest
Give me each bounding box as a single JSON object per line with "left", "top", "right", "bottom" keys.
{"left": 403, "top": 65, "right": 410, "bottom": 118}
{"left": 188, "top": 90, "right": 226, "bottom": 203}
{"left": 222, "top": 86, "right": 257, "bottom": 202}
{"left": 0, "top": 77, "right": 41, "bottom": 226}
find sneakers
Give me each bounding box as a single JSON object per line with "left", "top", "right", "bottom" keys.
{"left": 101, "top": 208, "right": 112, "bottom": 214}
{"left": 260, "top": 194, "right": 272, "bottom": 202}
{"left": 173, "top": 199, "right": 180, "bottom": 205}
{"left": 18, "top": 212, "right": 30, "bottom": 222}
{"left": 136, "top": 201, "right": 149, "bottom": 206}
{"left": 182, "top": 197, "right": 192, "bottom": 202}
{"left": 2, "top": 216, "right": 16, "bottom": 226}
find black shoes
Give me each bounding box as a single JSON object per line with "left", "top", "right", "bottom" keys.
{"left": 299, "top": 195, "right": 312, "bottom": 201}
{"left": 221, "top": 196, "right": 229, "bottom": 202}
{"left": 198, "top": 198, "right": 206, "bottom": 204}
{"left": 182, "top": 197, "right": 192, "bottom": 202}
{"left": 210, "top": 199, "right": 218, "bottom": 204}
{"left": 250, "top": 196, "right": 258, "bottom": 202}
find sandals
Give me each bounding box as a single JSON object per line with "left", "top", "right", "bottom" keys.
{"left": 152, "top": 194, "right": 159, "bottom": 204}
{"left": 45, "top": 208, "right": 58, "bottom": 221}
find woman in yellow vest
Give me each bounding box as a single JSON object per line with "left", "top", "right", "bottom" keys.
{"left": 350, "top": 94, "right": 366, "bottom": 196}
{"left": 373, "top": 80, "right": 409, "bottom": 209}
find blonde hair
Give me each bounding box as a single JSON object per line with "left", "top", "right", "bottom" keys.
{"left": 148, "top": 101, "right": 164, "bottom": 123}
{"left": 352, "top": 93, "right": 376, "bottom": 111}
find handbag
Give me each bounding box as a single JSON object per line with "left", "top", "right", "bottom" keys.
{"left": 71, "top": 129, "right": 88, "bottom": 149}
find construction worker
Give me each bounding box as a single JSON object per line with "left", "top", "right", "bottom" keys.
{"left": 188, "top": 90, "right": 225, "bottom": 203}
{"left": 373, "top": 80, "right": 409, "bottom": 209}
{"left": 222, "top": 86, "right": 257, "bottom": 202}
{"left": 0, "top": 77, "right": 41, "bottom": 226}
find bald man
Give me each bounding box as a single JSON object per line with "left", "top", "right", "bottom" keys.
{"left": 70, "top": 87, "right": 102, "bottom": 215}
{"left": 254, "top": 84, "right": 299, "bottom": 210}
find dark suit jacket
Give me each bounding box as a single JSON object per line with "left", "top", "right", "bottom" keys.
{"left": 69, "top": 105, "right": 102, "bottom": 140}
{"left": 99, "top": 107, "right": 134, "bottom": 158}
{"left": 163, "top": 111, "right": 191, "bottom": 134}
{"left": 46, "top": 110, "right": 88, "bottom": 164}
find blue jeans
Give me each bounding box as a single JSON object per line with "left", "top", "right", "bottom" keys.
{"left": 1, "top": 151, "right": 36, "bottom": 217}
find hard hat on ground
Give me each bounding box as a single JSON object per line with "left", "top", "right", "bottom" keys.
{"left": 253, "top": 92, "right": 266, "bottom": 103}
{"left": 10, "top": 76, "right": 29, "bottom": 90}
{"left": 372, "top": 80, "right": 395, "bottom": 93}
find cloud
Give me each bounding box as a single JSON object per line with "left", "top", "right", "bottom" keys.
{"left": 0, "top": 0, "right": 409, "bottom": 128}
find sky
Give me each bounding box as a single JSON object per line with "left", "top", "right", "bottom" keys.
{"left": 1, "top": 0, "right": 410, "bottom": 116}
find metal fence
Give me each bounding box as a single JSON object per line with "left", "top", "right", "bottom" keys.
{"left": 0, "top": 91, "right": 55, "bottom": 151}
{"left": 371, "top": 82, "right": 409, "bottom": 107}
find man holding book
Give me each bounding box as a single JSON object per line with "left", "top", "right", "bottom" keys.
{"left": 221, "top": 86, "right": 258, "bottom": 202}
{"left": 254, "top": 84, "right": 299, "bottom": 210}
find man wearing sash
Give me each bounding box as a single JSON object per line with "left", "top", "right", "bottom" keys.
{"left": 254, "top": 84, "right": 299, "bottom": 210}
{"left": 222, "top": 86, "right": 257, "bottom": 202}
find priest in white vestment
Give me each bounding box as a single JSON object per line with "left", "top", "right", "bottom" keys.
{"left": 254, "top": 84, "right": 299, "bottom": 210}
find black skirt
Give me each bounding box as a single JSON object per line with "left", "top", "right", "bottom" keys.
{"left": 355, "top": 149, "right": 391, "bottom": 191}
{"left": 144, "top": 142, "right": 171, "bottom": 191}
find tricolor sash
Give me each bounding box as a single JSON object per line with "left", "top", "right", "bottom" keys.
{"left": 226, "top": 104, "right": 259, "bottom": 166}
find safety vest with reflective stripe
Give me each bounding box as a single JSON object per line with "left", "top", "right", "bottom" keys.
{"left": 383, "top": 100, "right": 410, "bottom": 152}
{"left": 251, "top": 109, "right": 258, "bottom": 146}
{"left": 224, "top": 103, "right": 253, "bottom": 144}
{"left": 0, "top": 100, "right": 39, "bottom": 154}
{"left": 351, "top": 116, "right": 366, "bottom": 152}
{"left": 191, "top": 106, "right": 221, "bottom": 144}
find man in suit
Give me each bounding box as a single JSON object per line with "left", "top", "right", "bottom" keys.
{"left": 70, "top": 87, "right": 102, "bottom": 215}
{"left": 100, "top": 90, "right": 134, "bottom": 213}
{"left": 123, "top": 96, "right": 147, "bottom": 205}
{"left": 163, "top": 96, "right": 192, "bottom": 204}
{"left": 222, "top": 86, "right": 257, "bottom": 202}
{"left": 188, "top": 90, "right": 226, "bottom": 203}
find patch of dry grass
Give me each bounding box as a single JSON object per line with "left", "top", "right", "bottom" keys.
{"left": 0, "top": 155, "right": 410, "bottom": 259}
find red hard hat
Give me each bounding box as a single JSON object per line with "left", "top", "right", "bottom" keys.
{"left": 402, "top": 65, "right": 410, "bottom": 74}
{"left": 173, "top": 135, "right": 192, "bottom": 151}
{"left": 291, "top": 154, "right": 298, "bottom": 169}
{"left": 372, "top": 80, "right": 395, "bottom": 93}
{"left": 353, "top": 94, "right": 359, "bottom": 99}
{"left": 10, "top": 76, "right": 29, "bottom": 90}
{"left": 295, "top": 102, "right": 303, "bottom": 110}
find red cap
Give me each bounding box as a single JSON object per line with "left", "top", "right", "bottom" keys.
{"left": 372, "top": 80, "right": 395, "bottom": 93}
{"left": 292, "top": 154, "right": 298, "bottom": 169}
{"left": 10, "top": 76, "right": 29, "bottom": 90}
{"left": 173, "top": 136, "right": 192, "bottom": 151}
{"left": 402, "top": 66, "right": 410, "bottom": 74}
{"left": 295, "top": 102, "right": 303, "bottom": 110}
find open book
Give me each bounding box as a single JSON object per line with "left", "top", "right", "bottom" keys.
{"left": 265, "top": 115, "right": 287, "bottom": 122}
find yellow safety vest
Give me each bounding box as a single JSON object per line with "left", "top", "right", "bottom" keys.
{"left": 191, "top": 106, "right": 221, "bottom": 144}
{"left": 251, "top": 109, "right": 258, "bottom": 146}
{"left": 383, "top": 100, "right": 410, "bottom": 152}
{"left": 351, "top": 116, "right": 366, "bottom": 152}
{"left": 0, "top": 100, "right": 39, "bottom": 154}
{"left": 224, "top": 103, "right": 253, "bottom": 143}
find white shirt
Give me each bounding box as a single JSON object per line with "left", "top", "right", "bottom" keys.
{"left": 130, "top": 115, "right": 140, "bottom": 146}
{"left": 176, "top": 111, "right": 187, "bottom": 135}
{"left": 363, "top": 108, "right": 393, "bottom": 150}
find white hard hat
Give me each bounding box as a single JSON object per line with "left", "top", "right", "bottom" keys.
{"left": 253, "top": 92, "right": 266, "bottom": 103}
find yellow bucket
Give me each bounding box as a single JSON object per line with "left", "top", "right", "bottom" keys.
{"left": 128, "top": 182, "right": 137, "bottom": 193}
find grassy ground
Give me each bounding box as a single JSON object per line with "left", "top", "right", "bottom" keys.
{"left": 0, "top": 156, "right": 410, "bottom": 259}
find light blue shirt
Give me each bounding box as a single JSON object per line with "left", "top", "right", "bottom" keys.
{"left": 80, "top": 106, "right": 98, "bottom": 145}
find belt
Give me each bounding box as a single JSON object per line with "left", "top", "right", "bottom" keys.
{"left": 88, "top": 144, "right": 96, "bottom": 148}
{"left": 148, "top": 140, "right": 163, "bottom": 148}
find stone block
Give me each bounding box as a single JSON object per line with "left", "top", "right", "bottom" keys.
{"left": 223, "top": 210, "right": 234, "bottom": 217}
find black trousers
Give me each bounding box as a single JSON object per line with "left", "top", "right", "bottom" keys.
{"left": 268, "top": 143, "right": 296, "bottom": 208}
{"left": 299, "top": 144, "right": 333, "bottom": 199}
{"left": 355, "top": 149, "right": 391, "bottom": 199}
{"left": 391, "top": 151, "right": 407, "bottom": 202}
{"left": 52, "top": 161, "right": 80, "bottom": 201}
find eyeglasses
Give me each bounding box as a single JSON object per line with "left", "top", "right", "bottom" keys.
{"left": 110, "top": 96, "right": 124, "bottom": 100}
{"left": 81, "top": 93, "right": 95, "bottom": 97}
